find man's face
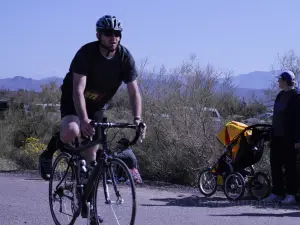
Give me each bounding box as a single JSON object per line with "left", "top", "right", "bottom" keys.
{"left": 98, "top": 30, "right": 121, "bottom": 51}
{"left": 278, "top": 77, "right": 287, "bottom": 89}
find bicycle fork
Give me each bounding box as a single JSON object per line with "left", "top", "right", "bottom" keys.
{"left": 103, "top": 161, "right": 124, "bottom": 205}
{"left": 103, "top": 162, "right": 111, "bottom": 204}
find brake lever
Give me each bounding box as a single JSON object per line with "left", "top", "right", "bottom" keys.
{"left": 138, "top": 122, "right": 147, "bottom": 143}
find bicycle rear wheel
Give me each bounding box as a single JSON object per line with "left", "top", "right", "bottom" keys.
{"left": 49, "top": 152, "right": 79, "bottom": 225}
{"left": 93, "top": 157, "right": 136, "bottom": 225}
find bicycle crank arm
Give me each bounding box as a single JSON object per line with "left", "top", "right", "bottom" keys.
{"left": 86, "top": 201, "right": 91, "bottom": 225}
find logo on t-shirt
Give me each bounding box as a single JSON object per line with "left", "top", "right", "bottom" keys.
{"left": 84, "top": 91, "right": 105, "bottom": 101}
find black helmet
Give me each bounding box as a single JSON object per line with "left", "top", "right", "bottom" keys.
{"left": 96, "top": 15, "right": 123, "bottom": 32}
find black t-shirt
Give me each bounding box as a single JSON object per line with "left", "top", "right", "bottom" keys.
{"left": 61, "top": 41, "right": 138, "bottom": 112}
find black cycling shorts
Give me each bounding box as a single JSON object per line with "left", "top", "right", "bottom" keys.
{"left": 60, "top": 95, "right": 105, "bottom": 141}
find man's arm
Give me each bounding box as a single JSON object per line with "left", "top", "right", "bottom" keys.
{"left": 73, "top": 73, "right": 95, "bottom": 137}
{"left": 294, "top": 95, "right": 300, "bottom": 147}
{"left": 72, "top": 73, "right": 89, "bottom": 121}
{"left": 121, "top": 48, "right": 142, "bottom": 121}
{"left": 127, "top": 80, "right": 142, "bottom": 120}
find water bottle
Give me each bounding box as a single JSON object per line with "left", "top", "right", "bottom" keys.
{"left": 79, "top": 159, "right": 87, "bottom": 173}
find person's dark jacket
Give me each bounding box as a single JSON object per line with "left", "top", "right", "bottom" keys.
{"left": 272, "top": 87, "right": 300, "bottom": 143}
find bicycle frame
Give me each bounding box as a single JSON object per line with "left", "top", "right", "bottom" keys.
{"left": 58, "top": 116, "right": 144, "bottom": 218}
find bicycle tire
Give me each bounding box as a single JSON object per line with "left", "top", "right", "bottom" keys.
{"left": 49, "top": 152, "right": 78, "bottom": 225}
{"left": 198, "top": 168, "right": 218, "bottom": 197}
{"left": 93, "top": 157, "right": 137, "bottom": 225}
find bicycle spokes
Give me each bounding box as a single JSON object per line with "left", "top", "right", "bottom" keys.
{"left": 49, "top": 153, "right": 79, "bottom": 225}
{"left": 93, "top": 158, "right": 136, "bottom": 225}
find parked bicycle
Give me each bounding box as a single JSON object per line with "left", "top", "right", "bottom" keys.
{"left": 48, "top": 117, "right": 146, "bottom": 225}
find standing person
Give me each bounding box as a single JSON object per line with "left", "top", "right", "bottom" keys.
{"left": 38, "top": 15, "right": 144, "bottom": 224}
{"left": 262, "top": 70, "right": 300, "bottom": 204}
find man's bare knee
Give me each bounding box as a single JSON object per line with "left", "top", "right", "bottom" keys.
{"left": 60, "top": 115, "right": 80, "bottom": 143}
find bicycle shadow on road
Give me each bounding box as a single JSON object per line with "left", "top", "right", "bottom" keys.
{"left": 141, "top": 194, "right": 300, "bottom": 211}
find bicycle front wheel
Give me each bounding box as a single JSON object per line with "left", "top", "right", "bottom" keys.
{"left": 49, "top": 152, "right": 78, "bottom": 225}
{"left": 93, "top": 157, "right": 136, "bottom": 225}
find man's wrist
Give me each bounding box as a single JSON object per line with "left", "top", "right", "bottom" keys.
{"left": 79, "top": 117, "right": 89, "bottom": 122}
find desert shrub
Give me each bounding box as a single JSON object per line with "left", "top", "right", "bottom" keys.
{"left": 0, "top": 53, "right": 283, "bottom": 185}
{"left": 111, "top": 58, "right": 239, "bottom": 185}
{"left": 0, "top": 82, "right": 60, "bottom": 169}
{"left": 17, "top": 137, "right": 47, "bottom": 169}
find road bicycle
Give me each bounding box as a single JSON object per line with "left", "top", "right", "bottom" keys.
{"left": 48, "top": 117, "right": 146, "bottom": 225}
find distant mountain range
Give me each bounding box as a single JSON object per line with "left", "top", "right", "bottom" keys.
{"left": 0, "top": 76, "right": 64, "bottom": 92}
{"left": 0, "top": 71, "right": 277, "bottom": 101}
{"left": 219, "top": 71, "right": 276, "bottom": 90}
{"left": 218, "top": 70, "right": 276, "bottom": 102}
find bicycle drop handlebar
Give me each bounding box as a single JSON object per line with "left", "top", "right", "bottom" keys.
{"left": 89, "top": 120, "right": 147, "bottom": 146}
{"left": 59, "top": 119, "right": 147, "bottom": 155}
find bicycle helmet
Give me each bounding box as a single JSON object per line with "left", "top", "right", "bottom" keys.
{"left": 96, "top": 15, "right": 123, "bottom": 32}
{"left": 96, "top": 15, "right": 123, "bottom": 56}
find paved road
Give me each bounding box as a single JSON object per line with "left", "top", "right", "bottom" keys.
{"left": 0, "top": 172, "right": 300, "bottom": 225}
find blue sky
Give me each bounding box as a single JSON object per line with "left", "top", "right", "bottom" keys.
{"left": 1, "top": 0, "right": 300, "bottom": 79}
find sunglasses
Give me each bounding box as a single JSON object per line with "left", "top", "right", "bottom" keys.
{"left": 102, "top": 30, "right": 121, "bottom": 37}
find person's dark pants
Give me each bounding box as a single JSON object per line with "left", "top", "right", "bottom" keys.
{"left": 270, "top": 136, "right": 297, "bottom": 196}
{"left": 115, "top": 149, "right": 137, "bottom": 169}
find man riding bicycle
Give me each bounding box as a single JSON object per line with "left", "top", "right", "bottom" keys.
{"left": 38, "top": 15, "right": 143, "bottom": 224}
